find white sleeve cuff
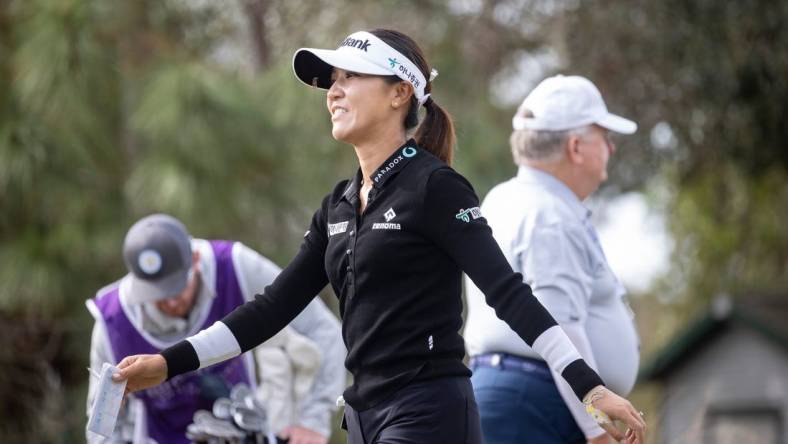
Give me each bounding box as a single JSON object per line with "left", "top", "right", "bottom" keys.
{"left": 531, "top": 324, "right": 582, "bottom": 374}
{"left": 186, "top": 321, "right": 242, "bottom": 368}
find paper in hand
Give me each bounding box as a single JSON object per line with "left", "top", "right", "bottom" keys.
{"left": 87, "top": 363, "right": 127, "bottom": 438}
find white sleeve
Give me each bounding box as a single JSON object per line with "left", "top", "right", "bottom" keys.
{"left": 233, "top": 242, "right": 346, "bottom": 437}
{"left": 517, "top": 224, "right": 604, "bottom": 438}
{"left": 185, "top": 242, "right": 274, "bottom": 368}
{"left": 186, "top": 321, "right": 242, "bottom": 368}
{"left": 87, "top": 320, "right": 132, "bottom": 444}
{"left": 87, "top": 322, "right": 112, "bottom": 417}
{"left": 87, "top": 321, "right": 111, "bottom": 443}
{"left": 548, "top": 320, "right": 606, "bottom": 439}
{"left": 231, "top": 242, "right": 283, "bottom": 302}
{"left": 518, "top": 223, "right": 594, "bottom": 323}
{"left": 287, "top": 298, "right": 346, "bottom": 437}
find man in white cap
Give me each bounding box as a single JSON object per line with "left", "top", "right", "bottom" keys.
{"left": 86, "top": 214, "right": 345, "bottom": 444}
{"left": 464, "top": 75, "right": 641, "bottom": 443}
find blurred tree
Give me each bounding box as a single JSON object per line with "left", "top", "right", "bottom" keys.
{"left": 8, "top": 0, "right": 784, "bottom": 441}
{"left": 0, "top": 0, "right": 558, "bottom": 439}
{"left": 0, "top": 0, "right": 332, "bottom": 439}
{"left": 561, "top": 0, "right": 788, "bottom": 311}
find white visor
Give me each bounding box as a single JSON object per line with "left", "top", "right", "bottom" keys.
{"left": 293, "top": 31, "right": 431, "bottom": 105}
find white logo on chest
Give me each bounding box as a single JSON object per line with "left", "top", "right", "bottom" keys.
{"left": 328, "top": 221, "right": 349, "bottom": 236}
{"left": 384, "top": 208, "right": 396, "bottom": 222}
{"left": 374, "top": 208, "right": 401, "bottom": 230}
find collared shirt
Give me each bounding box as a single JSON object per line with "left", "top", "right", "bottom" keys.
{"left": 87, "top": 240, "right": 344, "bottom": 441}
{"left": 464, "top": 165, "right": 639, "bottom": 395}
{"left": 164, "top": 140, "right": 604, "bottom": 411}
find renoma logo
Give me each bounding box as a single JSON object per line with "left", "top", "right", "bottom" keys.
{"left": 374, "top": 209, "right": 400, "bottom": 230}
{"left": 384, "top": 208, "right": 396, "bottom": 222}
{"left": 455, "top": 207, "right": 483, "bottom": 223}
{"left": 373, "top": 222, "right": 401, "bottom": 230}
{"left": 340, "top": 37, "right": 371, "bottom": 52}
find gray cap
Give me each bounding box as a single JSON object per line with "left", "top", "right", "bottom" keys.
{"left": 122, "top": 214, "right": 192, "bottom": 304}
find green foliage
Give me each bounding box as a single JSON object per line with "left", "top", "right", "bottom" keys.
{"left": 661, "top": 164, "right": 788, "bottom": 302}
{"left": 1, "top": 0, "right": 785, "bottom": 440}
{"left": 565, "top": 0, "right": 788, "bottom": 307}
{"left": 0, "top": 0, "right": 524, "bottom": 439}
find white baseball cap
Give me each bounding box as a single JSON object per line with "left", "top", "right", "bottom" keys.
{"left": 512, "top": 75, "right": 637, "bottom": 134}
{"left": 293, "top": 31, "right": 433, "bottom": 105}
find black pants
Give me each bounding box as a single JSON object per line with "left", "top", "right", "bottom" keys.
{"left": 342, "top": 377, "right": 482, "bottom": 444}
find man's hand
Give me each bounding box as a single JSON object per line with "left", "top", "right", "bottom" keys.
{"left": 279, "top": 425, "right": 327, "bottom": 444}
{"left": 585, "top": 385, "right": 646, "bottom": 444}
{"left": 112, "top": 354, "right": 167, "bottom": 395}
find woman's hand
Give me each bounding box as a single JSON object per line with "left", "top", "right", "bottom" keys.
{"left": 587, "top": 432, "right": 615, "bottom": 444}
{"left": 584, "top": 385, "right": 646, "bottom": 444}
{"left": 112, "top": 354, "right": 168, "bottom": 395}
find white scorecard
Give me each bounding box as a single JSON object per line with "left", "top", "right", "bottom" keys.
{"left": 87, "top": 363, "right": 127, "bottom": 438}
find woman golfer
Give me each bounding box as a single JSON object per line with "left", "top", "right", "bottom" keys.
{"left": 113, "top": 28, "right": 646, "bottom": 444}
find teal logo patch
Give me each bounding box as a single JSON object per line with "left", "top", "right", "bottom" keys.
{"left": 402, "top": 147, "right": 417, "bottom": 158}
{"left": 388, "top": 58, "right": 400, "bottom": 68}
{"left": 455, "top": 207, "right": 482, "bottom": 223}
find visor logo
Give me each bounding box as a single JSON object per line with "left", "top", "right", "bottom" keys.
{"left": 340, "top": 37, "right": 371, "bottom": 52}
{"left": 388, "top": 58, "right": 400, "bottom": 68}
{"left": 395, "top": 64, "right": 421, "bottom": 89}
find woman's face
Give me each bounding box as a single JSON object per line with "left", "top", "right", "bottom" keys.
{"left": 326, "top": 68, "right": 400, "bottom": 145}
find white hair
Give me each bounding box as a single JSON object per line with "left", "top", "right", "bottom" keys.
{"left": 510, "top": 119, "right": 591, "bottom": 165}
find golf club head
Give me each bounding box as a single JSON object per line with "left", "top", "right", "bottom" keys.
{"left": 212, "top": 397, "right": 233, "bottom": 420}
{"left": 231, "top": 404, "right": 265, "bottom": 432}
{"left": 230, "top": 383, "right": 252, "bottom": 403}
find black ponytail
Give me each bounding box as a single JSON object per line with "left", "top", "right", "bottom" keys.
{"left": 370, "top": 29, "right": 456, "bottom": 165}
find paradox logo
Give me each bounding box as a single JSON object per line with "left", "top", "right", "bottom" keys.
{"left": 402, "top": 146, "right": 417, "bottom": 158}
{"left": 384, "top": 208, "right": 396, "bottom": 222}
{"left": 373, "top": 154, "right": 404, "bottom": 183}
{"left": 328, "top": 221, "right": 349, "bottom": 236}
{"left": 340, "top": 37, "right": 371, "bottom": 52}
